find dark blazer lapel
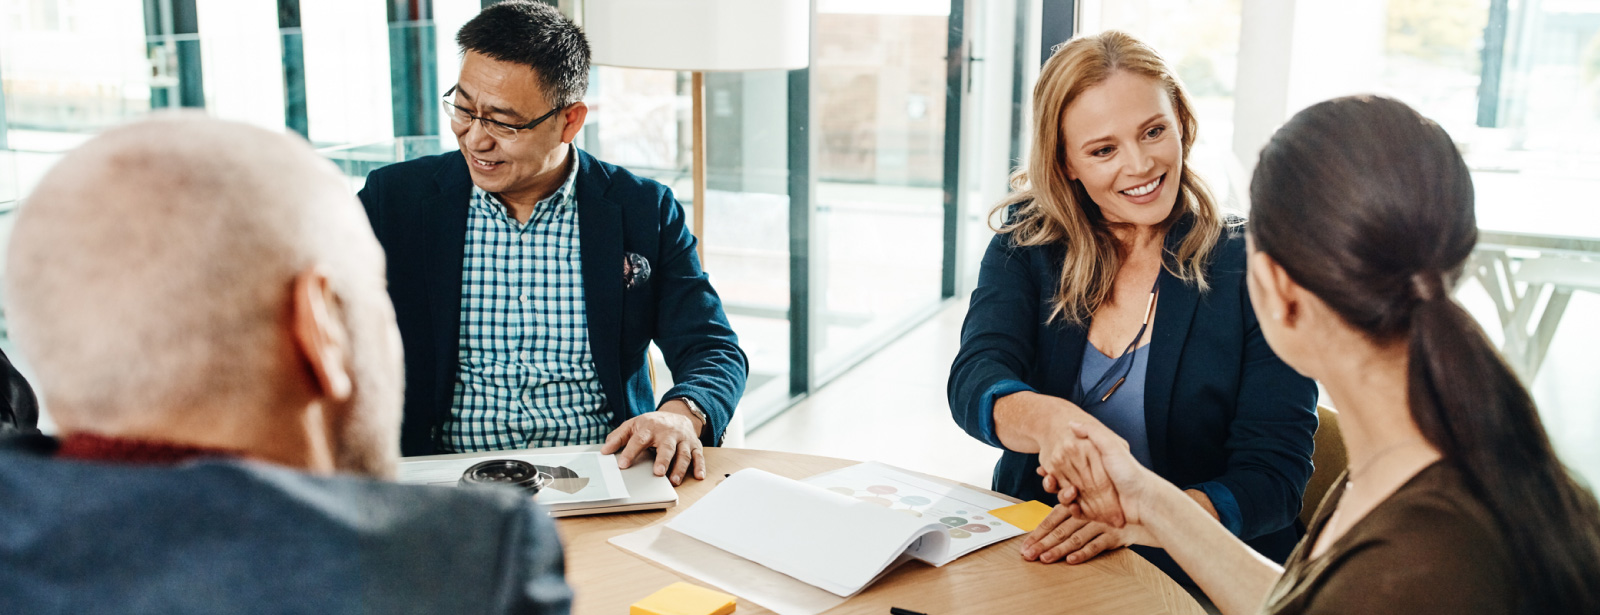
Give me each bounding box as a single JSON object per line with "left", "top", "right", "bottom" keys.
{"left": 1037, "top": 246, "right": 1089, "bottom": 396}
{"left": 427, "top": 153, "right": 473, "bottom": 426}
{"left": 574, "top": 150, "right": 626, "bottom": 418}
{"left": 1045, "top": 306, "right": 1090, "bottom": 399}
{"left": 1144, "top": 219, "right": 1202, "bottom": 474}
{"left": 1052, "top": 326, "right": 1089, "bottom": 394}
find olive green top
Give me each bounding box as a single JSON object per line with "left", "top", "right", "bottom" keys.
{"left": 1260, "top": 462, "right": 1517, "bottom": 614}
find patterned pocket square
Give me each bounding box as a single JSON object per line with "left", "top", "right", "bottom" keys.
{"left": 623, "top": 252, "right": 651, "bottom": 289}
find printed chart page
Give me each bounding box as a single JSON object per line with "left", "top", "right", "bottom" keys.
{"left": 396, "top": 451, "right": 628, "bottom": 505}
{"left": 801, "top": 461, "right": 1026, "bottom": 566}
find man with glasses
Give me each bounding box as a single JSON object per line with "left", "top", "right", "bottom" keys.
{"left": 358, "top": 1, "right": 746, "bottom": 486}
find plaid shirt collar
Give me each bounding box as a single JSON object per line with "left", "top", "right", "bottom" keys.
{"left": 470, "top": 145, "right": 580, "bottom": 224}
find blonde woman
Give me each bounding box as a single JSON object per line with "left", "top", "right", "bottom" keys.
{"left": 1054, "top": 96, "right": 1600, "bottom": 614}
{"left": 947, "top": 31, "right": 1317, "bottom": 583}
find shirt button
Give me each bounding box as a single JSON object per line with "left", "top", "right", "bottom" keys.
{"left": 519, "top": 293, "right": 528, "bottom": 303}
{"left": 519, "top": 351, "right": 529, "bottom": 362}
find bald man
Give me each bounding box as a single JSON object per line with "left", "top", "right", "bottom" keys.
{"left": 0, "top": 116, "right": 571, "bottom": 614}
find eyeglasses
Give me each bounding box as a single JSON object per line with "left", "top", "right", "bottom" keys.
{"left": 441, "top": 85, "right": 562, "bottom": 142}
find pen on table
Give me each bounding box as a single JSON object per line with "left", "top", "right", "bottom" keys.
{"left": 890, "top": 608, "right": 928, "bottom": 615}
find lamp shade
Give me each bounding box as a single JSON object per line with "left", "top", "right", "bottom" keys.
{"left": 584, "top": 0, "right": 810, "bottom": 71}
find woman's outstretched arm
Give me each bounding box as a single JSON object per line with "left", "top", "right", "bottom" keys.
{"left": 1072, "top": 424, "right": 1285, "bottom": 615}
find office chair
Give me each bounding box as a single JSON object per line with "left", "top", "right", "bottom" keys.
{"left": 1301, "top": 405, "right": 1348, "bottom": 527}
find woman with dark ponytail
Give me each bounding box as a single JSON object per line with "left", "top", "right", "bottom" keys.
{"left": 1044, "top": 95, "right": 1600, "bottom": 614}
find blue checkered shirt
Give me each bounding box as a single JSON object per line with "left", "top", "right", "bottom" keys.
{"left": 443, "top": 152, "right": 611, "bottom": 452}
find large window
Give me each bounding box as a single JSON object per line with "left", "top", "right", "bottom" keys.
{"left": 812, "top": 1, "right": 950, "bottom": 378}
{"left": 581, "top": 65, "right": 796, "bottom": 415}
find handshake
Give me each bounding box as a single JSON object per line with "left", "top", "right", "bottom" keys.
{"left": 1019, "top": 420, "right": 1176, "bottom": 565}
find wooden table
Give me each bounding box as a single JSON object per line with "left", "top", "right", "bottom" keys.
{"left": 554, "top": 447, "right": 1204, "bottom": 615}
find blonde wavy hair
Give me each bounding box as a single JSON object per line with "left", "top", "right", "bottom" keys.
{"left": 995, "top": 30, "right": 1224, "bottom": 325}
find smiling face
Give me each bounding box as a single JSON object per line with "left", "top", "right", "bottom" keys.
{"left": 451, "top": 51, "right": 574, "bottom": 200}
{"left": 1061, "top": 70, "right": 1184, "bottom": 227}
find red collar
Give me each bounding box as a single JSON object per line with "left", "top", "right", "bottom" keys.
{"left": 56, "top": 432, "right": 237, "bottom": 465}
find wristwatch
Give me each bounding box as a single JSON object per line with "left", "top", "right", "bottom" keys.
{"left": 674, "top": 397, "right": 708, "bottom": 425}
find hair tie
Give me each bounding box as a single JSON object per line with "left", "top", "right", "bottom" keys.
{"left": 1411, "top": 272, "right": 1446, "bottom": 302}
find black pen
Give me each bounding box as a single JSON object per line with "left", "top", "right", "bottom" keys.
{"left": 890, "top": 608, "right": 928, "bottom": 615}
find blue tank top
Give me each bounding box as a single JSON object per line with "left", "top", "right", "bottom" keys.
{"left": 1076, "top": 343, "right": 1154, "bottom": 469}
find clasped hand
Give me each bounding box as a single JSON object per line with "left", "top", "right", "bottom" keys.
{"left": 1027, "top": 421, "right": 1155, "bottom": 564}
{"left": 1037, "top": 418, "right": 1131, "bottom": 526}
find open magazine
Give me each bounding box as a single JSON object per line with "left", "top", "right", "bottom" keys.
{"left": 658, "top": 462, "right": 1025, "bottom": 598}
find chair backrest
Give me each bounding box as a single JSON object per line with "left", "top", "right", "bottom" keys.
{"left": 647, "top": 347, "right": 746, "bottom": 447}
{"left": 1300, "top": 405, "right": 1348, "bottom": 527}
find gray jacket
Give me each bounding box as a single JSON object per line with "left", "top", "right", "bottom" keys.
{"left": 0, "top": 435, "right": 572, "bottom": 614}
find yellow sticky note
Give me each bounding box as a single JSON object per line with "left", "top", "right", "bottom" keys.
{"left": 990, "top": 500, "right": 1053, "bottom": 532}
{"left": 631, "top": 582, "right": 737, "bottom": 615}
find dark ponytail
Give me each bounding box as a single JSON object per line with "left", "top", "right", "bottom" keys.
{"left": 1251, "top": 95, "right": 1600, "bottom": 613}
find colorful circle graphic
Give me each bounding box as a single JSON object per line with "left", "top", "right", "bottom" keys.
{"left": 899, "top": 495, "right": 932, "bottom": 506}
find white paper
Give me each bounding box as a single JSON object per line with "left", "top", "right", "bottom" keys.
{"left": 801, "top": 461, "right": 1024, "bottom": 566}
{"left": 609, "top": 525, "right": 852, "bottom": 615}
{"left": 665, "top": 468, "right": 950, "bottom": 597}
{"left": 546, "top": 456, "right": 678, "bottom": 516}
{"left": 396, "top": 451, "right": 628, "bottom": 505}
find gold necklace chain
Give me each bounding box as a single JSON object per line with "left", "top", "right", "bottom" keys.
{"left": 1321, "top": 437, "right": 1429, "bottom": 546}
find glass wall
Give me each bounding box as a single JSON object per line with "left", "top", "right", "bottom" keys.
{"left": 812, "top": 1, "right": 949, "bottom": 379}
{"left": 2, "top": 0, "right": 147, "bottom": 194}
{"left": 581, "top": 66, "right": 796, "bottom": 416}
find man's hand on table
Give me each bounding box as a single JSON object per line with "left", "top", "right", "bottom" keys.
{"left": 599, "top": 400, "right": 706, "bottom": 486}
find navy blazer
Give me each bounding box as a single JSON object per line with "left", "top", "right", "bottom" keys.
{"left": 358, "top": 150, "right": 748, "bottom": 457}
{"left": 948, "top": 215, "right": 1318, "bottom": 574}
{"left": 0, "top": 435, "right": 571, "bottom": 614}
